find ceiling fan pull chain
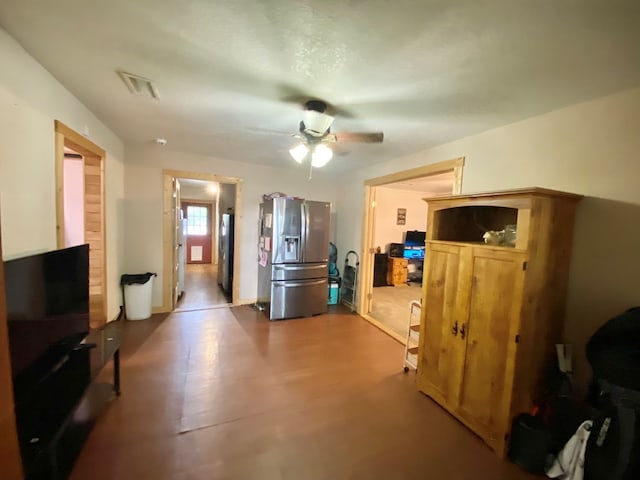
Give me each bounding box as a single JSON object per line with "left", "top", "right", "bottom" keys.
{"left": 308, "top": 160, "right": 313, "bottom": 180}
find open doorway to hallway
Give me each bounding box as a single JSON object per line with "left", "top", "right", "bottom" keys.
{"left": 358, "top": 158, "right": 464, "bottom": 345}
{"left": 162, "top": 170, "right": 243, "bottom": 313}
{"left": 175, "top": 178, "right": 232, "bottom": 311}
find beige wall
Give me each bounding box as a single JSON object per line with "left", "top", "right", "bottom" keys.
{"left": 337, "top": 85, "right": 640, "bottom": 391}
{"left": 373, "top": 188, "right": 428, "bottom": 252}
{"left": 124, "top": 145, "right": 338, "bottom": 306}
{"left": 0, "top": 27, "right": 125, "bottom": 322}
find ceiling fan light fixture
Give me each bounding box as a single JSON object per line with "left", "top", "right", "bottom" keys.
{"left": 302, "top": 110, "right": 334, "bottom": 137}
{"left": 311, "top": 144, "right": 333, "bottom": 168}
{"left": 289, "top": 143, "right": 309, "bottom": 163}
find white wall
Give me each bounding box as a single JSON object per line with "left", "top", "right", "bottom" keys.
{"left": 124, "top": 145, "right": 338, "bottom": 305}
{"left": 180, "top": 182, "right": 217, "bottom": 202}
{"left": 373, "top": 188, "right": 428, "bottom": 252}
{"left": 63, "top": 158, "right": 85, "bottom": 247}
{"left": 219, "top": 183, "right": 236, "bottom": 215}
{"left": 337, "top": 85, "right": 640, "bottom": 391}
{"left": 0, "top": 27, "right": 125, "bottom": 321}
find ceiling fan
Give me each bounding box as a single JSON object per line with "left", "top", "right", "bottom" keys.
{"left": 271, "top": 99, "right": 384, "bottom": 170}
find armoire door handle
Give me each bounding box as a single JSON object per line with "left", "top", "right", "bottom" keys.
{"left": 451, "top": 321, "right": 459, "bottom": 336}
{"left": 460, "top": 323, "right": 467, "bottom": 340}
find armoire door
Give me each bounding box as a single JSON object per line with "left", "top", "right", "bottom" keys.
{"left": 417, "top": 243, "right": 466, "bottom": 407}
{"left": 456, "top": 248, "right": 526, "bottom": 445}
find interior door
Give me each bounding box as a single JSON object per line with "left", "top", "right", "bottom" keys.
{"left": 456, "top": 248, "right": 526, "bottom": 442}
{"left": 417, "top": 243, "right": 467, "bottom": 408}
{"left": 183, "top": 202, "right": 212, "bottom": 264}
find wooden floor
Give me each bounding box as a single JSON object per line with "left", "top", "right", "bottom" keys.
{"left": 71, "top": 307, "right": 535, "bottom": 480}
{"left": 370, "top": 283, "right": 422, "bottom": 340}
{"left": 176, "top": 263, "right": 229, "bottom": 310}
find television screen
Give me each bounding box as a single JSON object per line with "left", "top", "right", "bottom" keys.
{"left": 403, "top": 247, "right": 425, "bottom": 260}
{"left": 4, "top": 244, "right": 90, "bottom": 381}
{"left": 405, "top": 230, "right": 426, "bottom": 246}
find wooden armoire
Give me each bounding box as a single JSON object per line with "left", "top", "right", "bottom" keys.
{"left": 417, "top": 188, "right": 582, "bottom": 457}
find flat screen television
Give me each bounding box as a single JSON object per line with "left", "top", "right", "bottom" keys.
{"left": 4, "top": 244, "right": 90, "bottom": 399}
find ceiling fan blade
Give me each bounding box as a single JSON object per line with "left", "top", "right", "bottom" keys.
{"left": 328, "top": 132, "right": 384, "bottom": 143}
{"left": 244, "top": 127, "right": 298, "bottom": 137}
{"left": 279, "top": 86, "right": 357, "bottom": 119}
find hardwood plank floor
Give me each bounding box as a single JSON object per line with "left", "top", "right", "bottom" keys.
{"left": 177, "top": 263, "right": 229, "bottom": 311}
{"left": 71, "top": 307, "right": 535, "bottom": 480}
{"left": 370, "top": 283, "right": 422, "bottom": 340}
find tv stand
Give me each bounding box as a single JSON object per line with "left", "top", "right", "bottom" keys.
{"left": 16, "top": 321, "right": 121, "bottom": 480}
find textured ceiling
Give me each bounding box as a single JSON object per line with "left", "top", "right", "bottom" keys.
{"left": 1, "top": 1, "right": 639, "bottom": 173}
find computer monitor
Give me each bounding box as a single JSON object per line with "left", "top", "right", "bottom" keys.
{"left": 405, "top": 230, "right": 426, "bottom": 246}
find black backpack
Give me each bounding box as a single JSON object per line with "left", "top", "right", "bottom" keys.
{"left": 584, "top": 306, "right": 640, "bottom": 480}
{"left": 586, "top": 307, "right": 640, "bottom": 392}
{"left": 584, "top": 405, "right": 640, "bottom": 480}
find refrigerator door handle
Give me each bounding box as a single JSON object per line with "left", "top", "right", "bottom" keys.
{"left": 273, "top": 264, "right": 325, "bottom": 271}
{"left": 300, "top": 202, "right": 308, "bottom": 263}
{"left": 274, "top": 279, "right": 327, "bottom": 288}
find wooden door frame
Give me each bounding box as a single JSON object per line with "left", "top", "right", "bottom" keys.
{"left": 358, "top": 157, "right": 465, "bottom": 341}
{"left": 181, "top": 199, "right": 216, "bottom": 265}
{"left": 54, "top": 121, "right": 107, "bottom": 329}
{"left": 162, "top": 169, "right": 243, "bottom": 312}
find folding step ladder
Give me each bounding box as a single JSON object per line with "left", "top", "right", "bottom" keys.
{"left": 340, "top": 251, "right": 359, "bottom": 312}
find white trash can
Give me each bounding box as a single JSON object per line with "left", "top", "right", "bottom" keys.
{"left": 121, "top": 273, "right": 157, "bottom": 320}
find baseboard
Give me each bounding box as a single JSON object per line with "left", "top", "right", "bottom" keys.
{"left": 233, "top": 298, "right": 257, "bottom": 307}
{"left": 107, "top": 307, "right": 124, "bottom": 323}
{"left": 150, "top": 300, "right": 254, "bottom": 313}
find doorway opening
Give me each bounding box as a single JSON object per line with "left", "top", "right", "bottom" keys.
{"left": 162, "top": 170, "right": 242, "bottom": 312}
{"left": 359, "top": 158, "right": 464, "bottom": 343}
{"left": 54, "top": 121, "right": 107, "bottom": 329}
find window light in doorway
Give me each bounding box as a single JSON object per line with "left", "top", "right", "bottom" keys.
{"left": 186, "top": 206, "right": 208, "bottom": 236}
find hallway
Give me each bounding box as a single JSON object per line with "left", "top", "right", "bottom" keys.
{"left": 177, "top": 263, "right": 229, "bottom": 310}
{"left": 71, "top": 307, "right": 535, "bottom": 479}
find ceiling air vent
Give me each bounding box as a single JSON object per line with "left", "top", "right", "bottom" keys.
{"left": 118, "top": 71, "right": 160, "bottom": 100}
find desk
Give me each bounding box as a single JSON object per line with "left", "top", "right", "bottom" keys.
{"left": 387, "top": 257, "right": 408, "bottom": 286}
{"left": 407, "top": 258, "right": 424, "bottom": 282}
{"left": 87, "top": 321, "right": 121, "bottom": 395}
{"left": 18, "top": 321, "right": 122, "bottom": 480}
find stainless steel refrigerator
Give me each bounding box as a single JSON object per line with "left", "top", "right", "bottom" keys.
{"left": 257, "top": 198, "right": 331, "bottom": 320}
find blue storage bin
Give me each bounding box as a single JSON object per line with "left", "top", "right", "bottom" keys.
{"left": 328, "top": 281, "right": 339, "bottom": 305}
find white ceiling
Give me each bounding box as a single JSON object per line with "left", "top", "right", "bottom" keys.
{"left": 1, "top": 1, "right": 639, "bottom": 173}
